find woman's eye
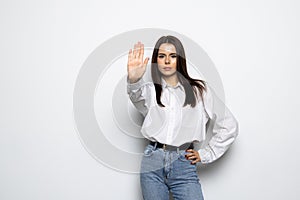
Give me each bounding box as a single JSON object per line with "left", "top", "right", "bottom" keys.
{"left": 171, "top": 55, "right": 177, "bottom": 58}
{"left": 158, "top": 55, "right": 164, "bottom": 58}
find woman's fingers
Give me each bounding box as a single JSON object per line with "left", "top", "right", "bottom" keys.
{"left": 127, "top": 48, "right": 132, "bottom": 63}
{"left": 127, "top": 41, "right": 148, "bottom": 79}
{"left": 143, "top": 57, "right": 149, "bottom": 67}
{"left": 134, "top": 42, "right": 141, "bottom": 58}
{"left": 139, "top": 42, "right": 144, "bottom": 60}
{"left": 128, "top": 41, "right": 146, "bottom": 63}
{"left": 129, "top": 42, "right": 141, "bottom": 60}
{"left": 136, "top": 41, "right": 141, "bottom": 58}
{"left": 139, "top": 42, "right": 149, "bottom": 67}
{"left": 191, "top": 157, "right": 201, "bottom": 164}
{"left": 132, "top": 44, "right": 137, "bottom": 59}
{"left": 185, "top": 149, "right": 201, "bottom": 164}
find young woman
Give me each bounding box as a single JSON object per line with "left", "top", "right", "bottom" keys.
{"left": 127, "top": 35, "right": 239, "bottom": 200}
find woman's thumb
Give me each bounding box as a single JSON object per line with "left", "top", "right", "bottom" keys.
{"left": 143, "top": 57, "right": 149, "bottom": 66}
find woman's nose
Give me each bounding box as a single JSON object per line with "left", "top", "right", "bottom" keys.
{"left": 165, "top": 57, "right": 170, "bottom": 64}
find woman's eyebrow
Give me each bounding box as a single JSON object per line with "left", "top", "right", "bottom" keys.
{"left": 158, "top": 52, "right": 177, "bottom": 55}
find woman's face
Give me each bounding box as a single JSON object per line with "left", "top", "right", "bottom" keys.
{"left": 157, "top": 43, "right": 177, "bottom": 78}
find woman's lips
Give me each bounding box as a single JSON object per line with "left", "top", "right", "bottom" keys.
{"left": 163, "top": 67, "right": 172, "bottom": 71}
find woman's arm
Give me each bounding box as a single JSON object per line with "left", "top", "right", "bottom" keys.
{"left": 198, "top": 84, "right": 239, "bottom": 164}
{"left": 127, "top": 76, "right": 153, "bottom": 117}
{"left": 127, "top": 41, "right": 151, "bottom": 117}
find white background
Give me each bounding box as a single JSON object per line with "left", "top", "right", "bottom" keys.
{"left": 1, "top": 0, "right": 300, "bottom": 199}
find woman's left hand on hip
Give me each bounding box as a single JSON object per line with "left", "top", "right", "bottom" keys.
{"left": 185, "top": 149, "right": 201, "bottom": 164}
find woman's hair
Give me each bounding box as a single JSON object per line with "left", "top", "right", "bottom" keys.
{"left": 151, "top": 35, "right": 207, "bottom": 108}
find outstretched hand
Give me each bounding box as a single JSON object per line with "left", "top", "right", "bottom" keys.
{"left": 127, "top": 41, "right": 149, "bottom": 83}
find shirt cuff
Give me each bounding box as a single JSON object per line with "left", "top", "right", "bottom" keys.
{"left": 127, "top": 76, "right": 146, "bottom": 90}
{"left": 198, "top": 148, "right": 211, "bottom": 164}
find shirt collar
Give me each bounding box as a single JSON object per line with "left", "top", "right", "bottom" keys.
{"left": 161, "top": 77, "right": 184, "bottom": 91}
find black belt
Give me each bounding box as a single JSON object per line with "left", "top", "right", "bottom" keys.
{"left": 149, "top": 141, "right": 194, "bottom": 151}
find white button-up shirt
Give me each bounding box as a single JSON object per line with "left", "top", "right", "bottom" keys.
{"left": 127, "top": 76, "right": 239, "bottom": 164}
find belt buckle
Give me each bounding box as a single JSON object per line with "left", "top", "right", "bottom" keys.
{"left": 163, "top": 144, "right": 166, "bottom": 151}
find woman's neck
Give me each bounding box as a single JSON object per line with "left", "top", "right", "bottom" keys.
{"left": 162, "top": 75, "right": 179, "bottom": 87}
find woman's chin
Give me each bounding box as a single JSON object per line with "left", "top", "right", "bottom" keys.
{"left": 159, "top": 71, "right": 177, "bottom": 78}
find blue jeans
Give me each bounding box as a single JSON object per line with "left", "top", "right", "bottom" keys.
{"left": 140, "top": 144, "right": 204, "bottom": 200}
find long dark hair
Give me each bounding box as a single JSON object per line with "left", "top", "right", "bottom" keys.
{"left": 151, "top": 35, "right": 207, "bottom": 108}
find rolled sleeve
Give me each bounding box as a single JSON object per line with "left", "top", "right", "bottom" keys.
{"left": 127, "top": 76, "right": 145, "bottom": 91}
